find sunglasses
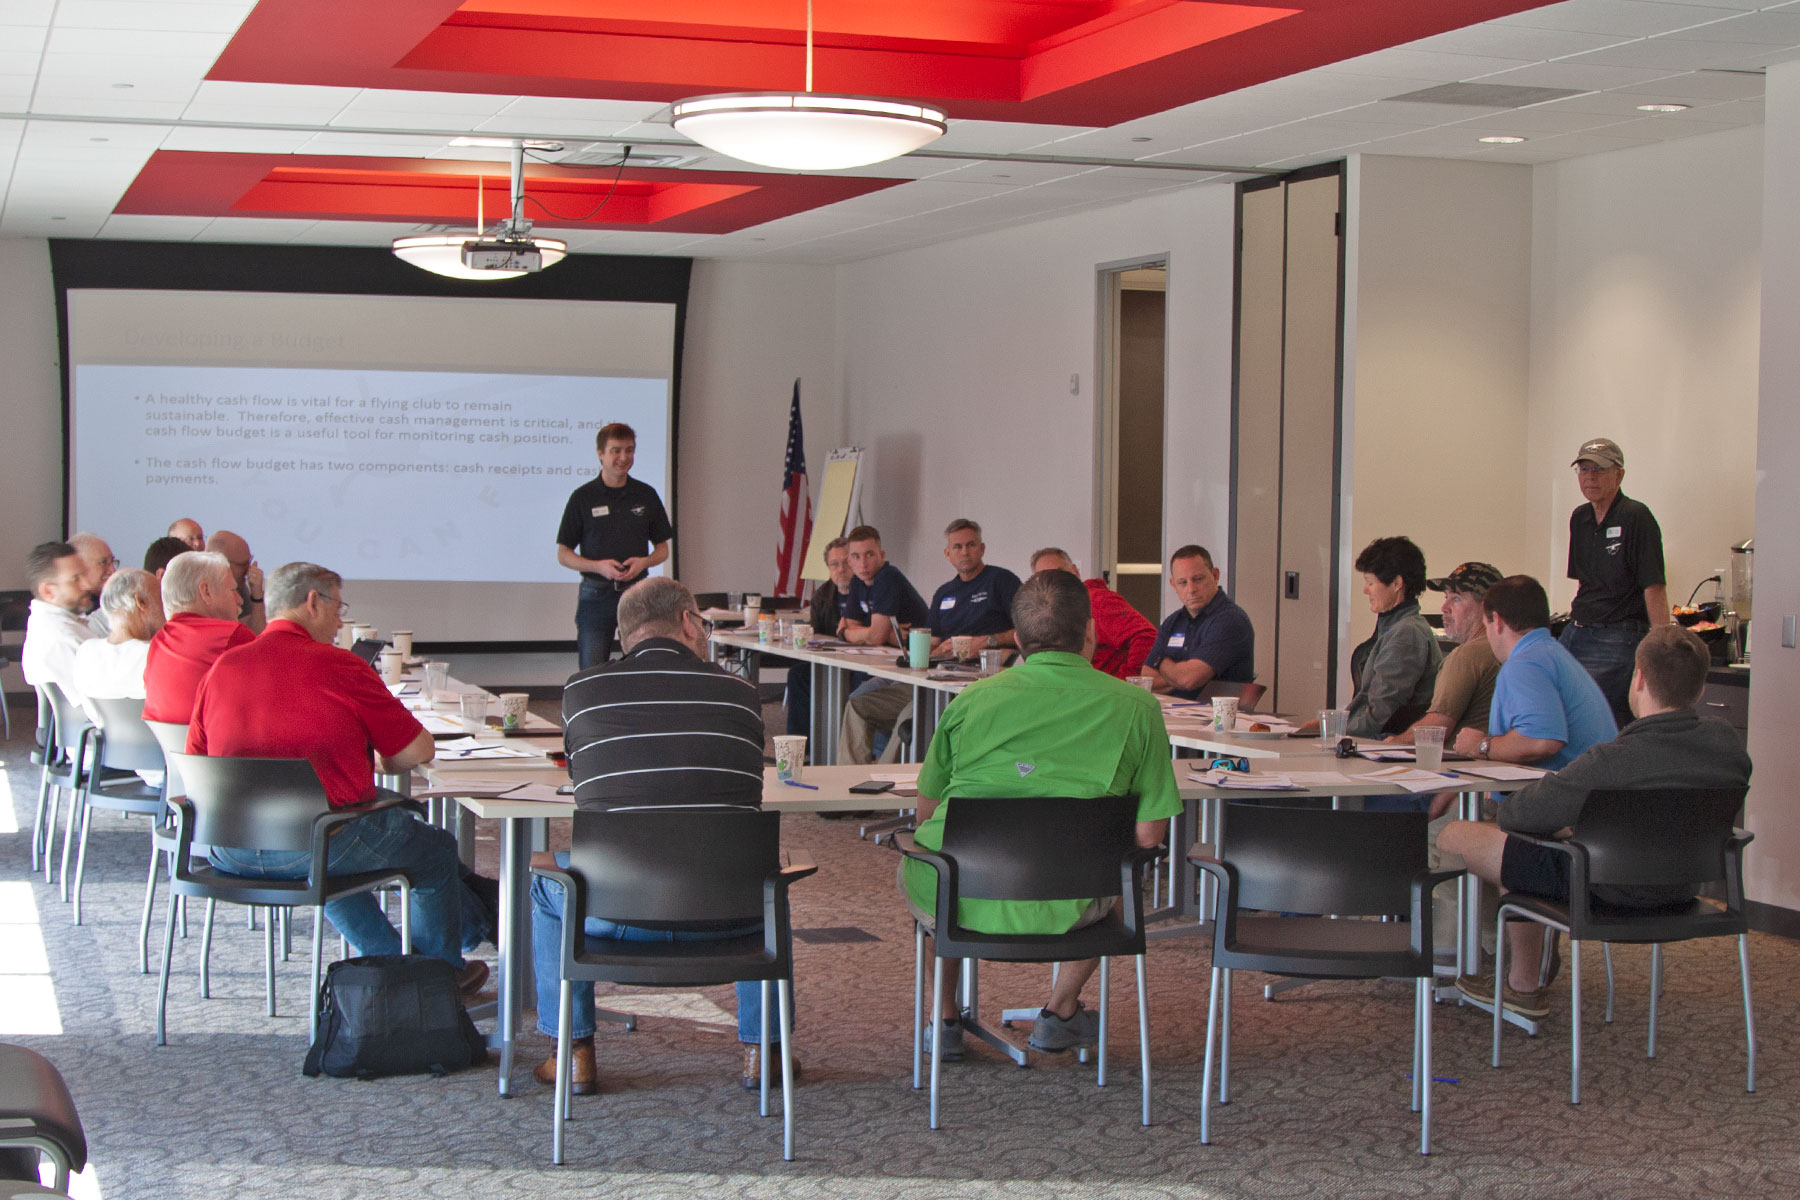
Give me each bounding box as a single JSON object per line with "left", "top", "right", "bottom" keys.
{"left": 1208, "top": 755, "right": 1250, "bottom": 773}
{"left": 1334, "top": 737, "right": 1359, "bottom": 759}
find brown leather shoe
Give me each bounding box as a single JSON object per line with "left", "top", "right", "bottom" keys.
{"left": 534, "top": 1039, "right": 598, "bottom": 1095}
{"left": 741, "top": 1044, "right": 803, "bottom": 1090}
{"left": 457, "top": 959, "right": 490, "bottom": 998}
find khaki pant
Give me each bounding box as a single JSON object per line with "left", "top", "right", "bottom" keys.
{"left": 838, "top": 682, "right": 912, "bottom": 764}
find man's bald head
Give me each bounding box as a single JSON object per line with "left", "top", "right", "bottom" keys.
{"left": 206, "top": 530, "right": 253, "bottom": 586}
{"left": 168, "top": 518, "right": 204, "bottom": 551}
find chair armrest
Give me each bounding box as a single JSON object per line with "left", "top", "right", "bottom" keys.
{"left": 892, "top": 832, "right": 961, "bottom": 935}
{"left": 1186, "top": 855, "right": 1239, "bottom": 941}
{"left": 307, "top": 793, "right": 425, "bottom": 879}
{"left": 527, "top": 864, "right": 587, "bottom": 969}
{"left": 1117, "top": 844, "right": 1168, "bottom": 937}
{"left": 163, "top": 794, "right": 199, "bottom": 879}
{"left": 1410, "top": 867, "right": 1466, "bottom": 955}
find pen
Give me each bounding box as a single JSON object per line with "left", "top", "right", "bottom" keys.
{"left": 781, "top": 779, "right": 819, "bottom": 790}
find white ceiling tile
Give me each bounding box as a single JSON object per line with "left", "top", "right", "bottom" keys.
{"left": 55, "top": 2, "right": 252, "bottom": 34}
{"left": 1613, "top": 68, "right": 1765, "bottom": 99}
{"left": 1, "top": 215, "right": 108, "bottom": 235}
{"left": 36, "top": 51, "right": 217, "bottom": 82}
{"left": 471, "top": 115, "right": 642, "bottom": 139}
{"left": 0, "top": 28, "right": 47, "bottom": 58}
{"left": 186, "top": 80, "right": 362, "bottom": 110}
{"left": 1, "top": 2, "right": 56, "bottom": 25}
{"left": 1561, "top": 37, "right": 1781, "bottom": 69}
{"left": 21, "top": 119, "right": 166, "bottom": 147}
{"left": 194, "top": 217, "right": 320, "bottom": 242}
{"left": 1661, "top": 10, "right": 1800, "bottom": 43}
{"left": 931, "top": 120, "right": 1095, "bottom": 155}
{"left": 1599, "top": 111, "right": 1757, "bottom": 137}
{"left": 328, "top": 108, "right": 499, "bottom": 134}
{"left": 1444, "top": 106, "right": 1634, "bottom": 134}
{"left": 1470, "top": 60, "right": 1701, "bottom": 88}
{"left": 492, "top": 96, "right": 667, "bottom": 122}
{"left": 336, "top": 89, "right": 518, "bottom": 116}
{"left": 45, "top": 26, "right": 233, "bottom": 58}
{"left": 159, "top": 125, "right": 315, "bottom": 152}
{"left": 1494, "top": 0, "right": 1751, "bottom": 36}
{"left": 1327, "top": 47, "right": 1538, "bottom": 81}
{"left": 94, "top": 213, "right": 214, "bottom": 240}
{"left": 178, "top": 103, "right": 353, "bottom": 126}
{"left": 0, "top": 51, "right": 42, "bottom": 76}
{"left": 295, "top": 132, "right": 457, "bottom": 155}
{"left": 1400, "top": 23, "right": 1632, "bottom": 60}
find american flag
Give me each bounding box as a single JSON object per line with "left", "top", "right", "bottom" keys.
{"left": 774, "top": 380, "right": 812, "bottom": 597}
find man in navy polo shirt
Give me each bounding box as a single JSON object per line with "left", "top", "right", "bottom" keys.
{"left": 836, "top": 522, "right": 951, "bottom": 764}
{"left": 928, "top": 519, "right": 1021, "bottom": 657}
{"left": 1142, "top": 544, "right": 1255, "bottom": 700}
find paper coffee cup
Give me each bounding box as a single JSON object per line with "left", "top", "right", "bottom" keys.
{"left": 378, "top": 648, "right": 404, "bottom": 684}
{"left": 335, "top": 626, "right": 357, "bottom": 649}
{"left": 951, "top": 635, "right": 974, "bottom": 660}
{"left": 498, "top": 692, "right": 529, "bottom": 731}
{"left": 1212, "top": 696, "right": 1238, "bottom": 732}
{"left": 774, "top": 735, "right": 806, "bottom": 782}
{"left": 391, "top": 631, "right": 413, "bottom": 658}
{"left": 353, "top": 623, "right": 376, "bottom": 644}
{"left": 791, "top": 622, "right": 812, "bottom": 648}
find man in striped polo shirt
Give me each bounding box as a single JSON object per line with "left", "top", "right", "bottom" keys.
{"left": 530, "top": 576, "right": 783, "bottom": 1094}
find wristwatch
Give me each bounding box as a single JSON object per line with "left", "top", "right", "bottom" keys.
{"left": 1477, "top": 738, "right": 1491, "bottom": 760}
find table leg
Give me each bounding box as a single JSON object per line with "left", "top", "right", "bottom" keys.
{"left": 819, "top": 664, "right": 849, "bottom": 766}
{"left": 1146, "top": 797, "right": 1210, "bottom": 942}
{"left": 960, "top": 958, "right": 1028, "bottom": 1066}
{"left": 494, "top": 814, "right": 530, "bottom": 1097}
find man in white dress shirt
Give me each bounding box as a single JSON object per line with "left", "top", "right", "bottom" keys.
{"left": 68, "top": 532, "right": 118, "bottom": 634}
{"left": 22, "top": 541, "right": 99, "bottom": 709}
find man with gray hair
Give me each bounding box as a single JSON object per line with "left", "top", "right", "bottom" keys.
{"left": 901, "top": 569, "right": 1180, "bottom": 1059}
{"left": 188, "top": 563, "right": 486, "bottom": 994}
{"left": 530, "top": 575, "right": 780, "bottom": 1094}
{"left": 143, "top": 551, "right": 255, "bottom": 725}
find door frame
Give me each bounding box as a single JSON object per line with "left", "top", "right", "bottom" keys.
{"left": 1094, "top": 254, "right": 1171, "bottom": 592}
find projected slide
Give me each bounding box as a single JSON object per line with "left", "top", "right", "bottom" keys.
{"left": 73, "top": 364, "right": 668, "bottom": 584}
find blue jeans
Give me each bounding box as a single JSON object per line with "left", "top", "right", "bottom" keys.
{"left": 209, "top": 800, "right": 466, "bottom": 967}
{"left": 531, "top": 856, "right": 789, "bottom": 1043}
{"left": 1560, "top": 621, "right": 1645, "bottom": 728}
{"left": 575, "top": 578, "right": 622, "bottom": 670}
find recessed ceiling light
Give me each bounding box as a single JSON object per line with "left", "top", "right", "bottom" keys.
{"left": 111, "top": 82, "right": 133, "bottom": 89}
{"left": 1130, "top": 136, "right": 1153, "bottom": 143}
{"left": 90, "top": 137, "right": 108, "bottom": 143}
{"left": 1636, "top": 103, "right": 1690, "bottom": 113}
{"left": 1478, "top": 135, "right": 1527, "bottom": 144}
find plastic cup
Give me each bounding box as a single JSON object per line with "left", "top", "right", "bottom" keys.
{"left": 908, "top": 628, "right": 931, "bottom": 669}
{"left": 981, "top": 649, "right": 1006, "bottom": 674}
{"left": 377, "top": 648, "right": 404, "bottom": 685}
{"left": 1414, "top": 724, "right": 1445, "bottom": 772}
{"left": 774, "top": 735, "right": 807, "bottom": 782}
{"left": 422, "top": 661, "right": 449, "bottom": 704}
{"left": 1130, "top": 675, "right": 1155, "bottom": 691}
{"left": 460, "top": 691, "right": 488, "bottom": 731}
{"left": 1212, "top": 696, "right": 1239, "bottom": 733}
{"left": 391, "top": 631, "right": 413, "bottom": 658}
{"left": 499, "top": 692, "right": 529, "bottom": 731}
{"left": 1319, "top": 708, "right": 1349, "bottom": 747}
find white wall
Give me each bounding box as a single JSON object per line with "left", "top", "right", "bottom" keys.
{"left": 1344, "top": 155, "right": 1534, "bottom": 653}
{"left": 0, "top": 239, "right": 65, "bottom": 588}
{"left": 676, "top": 259, "right": 839, "bottom": 595}
{"left": 1526, "top": 126, "right": 1763, "bottom": 611}
{"left": 834, "top": 183, "right": 1238, "bottom": 597}
{"left": 1748, "top": 61, "right": 1800, "bottom": 911}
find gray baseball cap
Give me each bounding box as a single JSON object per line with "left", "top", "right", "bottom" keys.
{"left": 1572, "top": 438, "right": 1624, "bottom": 469}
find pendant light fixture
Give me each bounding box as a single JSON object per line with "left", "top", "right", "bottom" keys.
{"left": 670, "top": 0, "right": 947, "bottom": 171}
{"left": 392, "top": 141, "right": 567, "bottom": 280}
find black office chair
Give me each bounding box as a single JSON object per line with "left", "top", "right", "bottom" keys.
{"left": 0, "top": 1044, "right": 86, "bottom": 1195}
{"left": 1491, "top": 786, "right": 1755, "bottom": 1104}
{"left": 65, "top": 697, "right": 167, "bottom": 926}
{"left": 156, "top": 753, "right": 418, "bottom": 1047}
{"left": 30, "top": 685, "right": 90, "bottom": 885}
{"left": 1191, "top": 803, "right": 1461, "bottom": 1155}
{"left": 533, "top": 807, "right": 815, "bottom": 1163}
{"left": 896, "top": 795, "right": 1162, "bottom": 1131}
{"left": 1196, "top": 680, "right": 1267, "bottom": 714}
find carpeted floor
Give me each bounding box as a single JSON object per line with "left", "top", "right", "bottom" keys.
{"left": 5, "top": 700, "right": 1800, "bottom": 1199}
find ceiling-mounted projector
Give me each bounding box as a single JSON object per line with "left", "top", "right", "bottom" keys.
{"left": 462, "top": 239, "right": 545, "bottom": 273}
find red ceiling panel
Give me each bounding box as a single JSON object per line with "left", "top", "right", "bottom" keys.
{"left": 210, "top": 0, "right": 1560, "bottom": 128}
{"left": 115, "top": 152, "right": 904, "bottom": 234}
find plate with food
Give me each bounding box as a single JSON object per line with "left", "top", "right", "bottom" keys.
{"left": 1230, "top": 722, "right": 1290, "bottom": 740}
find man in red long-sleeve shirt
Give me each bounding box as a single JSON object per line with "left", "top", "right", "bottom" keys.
{"left": 1029, "top": 548, "right": 1158, "bottom": 680}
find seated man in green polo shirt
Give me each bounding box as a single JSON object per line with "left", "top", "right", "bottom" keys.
{"left": 901, "top": 568, "right": 1181, "bottom": 1059}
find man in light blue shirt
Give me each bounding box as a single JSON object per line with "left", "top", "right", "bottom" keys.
{"left": 1453, "top": 575, "right": 1616, "bottom": 770}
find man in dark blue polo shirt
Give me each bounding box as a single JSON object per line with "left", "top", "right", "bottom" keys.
{"left": 1142, "top": 544, "right": 1255, "bottom": 700}
{"left": 555, "top": 421, "right": 673, "bottom": 669}
{"left": 835, "top": 523, "right": 935, "bottom": 764}
{"left": 928, "top": 518, "right": 1022, "bottom": 658}
{"left": 1561, "top": 437, "right": 1669, "bottom": 728}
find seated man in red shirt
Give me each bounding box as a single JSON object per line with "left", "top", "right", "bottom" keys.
{"left": 143, "top": 552, "right": 255, "bottom": 725}
{"left": 187, "top": 562, "right": 484, "bottom": 992}
{"left": 1028, "top": 547, "right": 1158, "bottom": 679}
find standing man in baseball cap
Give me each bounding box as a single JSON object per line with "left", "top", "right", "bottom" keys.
{"left": 1563, "top": 438, "right": 1669, "bottom": 727}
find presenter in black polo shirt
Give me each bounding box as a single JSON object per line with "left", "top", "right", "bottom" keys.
{"left": 556, "top": 421, "right": 673, "bottom": 668}
{"left": 1562, "top": 437, "right": 1669, "bottom": 727}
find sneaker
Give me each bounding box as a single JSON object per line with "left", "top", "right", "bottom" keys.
{"left": 1028, "top": 1002, "right": 1100, "bottom": 1053}
{"left": 1455, "top": 973, "right": 1552, "bottom": 1020}
{"left": 928, "top": 1019, "right": 965, "bottom": 1061}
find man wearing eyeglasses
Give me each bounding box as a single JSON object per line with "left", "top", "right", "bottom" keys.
{"left": 188, "top": 561, "right": 487, "bottom": 996}
{"left": 21, "top": 540, "right": 99, "bottom": 708}
{"left": 1563, "top": 438, "right": 1669, "bottom": 727}
{"left": 530, "top": 576, "right": 780, "bottom": 1095}
{"left": 206, "top": 530, "right": 267, "bottom": 633}
{"left": 68, "top": 532, "right": 118, "bottom": 633}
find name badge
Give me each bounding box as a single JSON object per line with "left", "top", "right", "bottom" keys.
{"left": 861, "top": 600, "right": 871, "bottom": 613}
{"left": 591, "top": 505, "right": 609, "bottom": 518}
{"left": 1167, "top": 634, "right": 1187, "bottom": 649}
{"left": 939, "top": 597, "right": 956, "bottom": 609}
{"left": 1606, "top": 526, "right": 1622, "bottom": 538}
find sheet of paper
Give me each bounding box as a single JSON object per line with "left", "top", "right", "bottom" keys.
{"left": 418, "top": 713, "right": 470, "bottom": 734}
{"left": 1284, "top": 771, "right": 1364, "bottom": 787}
{"left": 869, "top": 771, "right": 921, "bottom": 784}
{"left": 443, "top": 779, "right": 569, "bottom": 800}
{"left": 1453, "top": 764, "right": 1548, "bottom": 781}
{"left": 1364, "top": 765, "right": 1464, "bottom": 793}
{"left": 436, "top": 739, "right": 536, "bottom": 760}
{"left": 1188, "top": 769, "right": 1298, "bottom": 790}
